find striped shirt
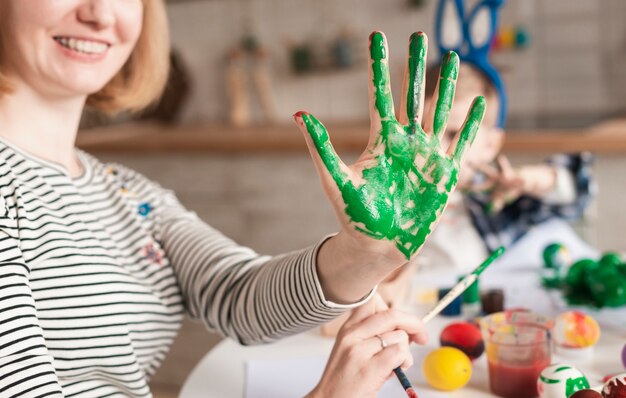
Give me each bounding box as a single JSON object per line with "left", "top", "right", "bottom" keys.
{"left": 0, "top": 141, "right": 366, "bottom": 397}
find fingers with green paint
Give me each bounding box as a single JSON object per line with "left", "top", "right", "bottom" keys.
{"left": 294, "top": 111, "right": 351, "bottom": 190}
{"left": 448, "top": 96, "right": 486, "bottom": 162}
{"left": 399, "top": 32, "right": 428, "bottom": 127}
{"left": 368, "top": 32, "right": 395, "bottom": 130}
{"left": 425, "top": 51, "right": 459, "bottom": 140}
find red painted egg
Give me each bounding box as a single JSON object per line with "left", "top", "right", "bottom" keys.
{"left": 603, "top": 373, "right": 626, "bottom": 398}
{"left": 440, "top": 321, "right": 485, "bottom": 360}
{"left": 570, "top": 389, "right": 602, "bottom": 398}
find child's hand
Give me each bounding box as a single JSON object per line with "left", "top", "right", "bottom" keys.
{"left": 478, "top": 156, "right": 557, "bottom": 212}
{"left": 294, "top": 32, "right": 485, "bottom": 260}
{"left": 307, "top": 294, "right": 427, "bottom": 398}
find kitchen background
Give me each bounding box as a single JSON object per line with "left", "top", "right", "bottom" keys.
{"left": 77, "top": 0, "right": 626, "bottom": 396}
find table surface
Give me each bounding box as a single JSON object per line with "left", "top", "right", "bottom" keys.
{"left": 181, "top": 220, "right": 626, "bottom": 398}
{"left": 180, "top": 319, "right": 624, "bottom": 398}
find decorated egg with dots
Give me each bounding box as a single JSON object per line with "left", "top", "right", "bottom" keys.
{"left": 542, "top": 243, "right": 570, "bottom": 287}
{"left": 422, "top": 347, "right": 472, "bottom": 391}
{"left": 603, "top": 373, "right": 626, "bottom": 398}
{"left": 537, "top": 364, "right": 589, "bottom": 398}
{"left": 440, "top": 321, "right": 484, "bottom": 360}
{"left": 569, "top": 389, "right": 602, "bottom": 398}
{"left": 553, "top": 311, "right": 600, "bottom": 349}
{"left": 543, "top": 243, "right": 571, "bottom": 269}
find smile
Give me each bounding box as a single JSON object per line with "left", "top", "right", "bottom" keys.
{"left": 53, "top": 36, "right": 110, "bottom": 55}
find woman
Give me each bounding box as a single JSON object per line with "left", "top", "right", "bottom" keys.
{"left": 0, "top": 1, "right": 483, "bottom": 397}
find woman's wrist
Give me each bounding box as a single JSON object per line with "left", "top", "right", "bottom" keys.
{"left": 316, "top": 231, "right": 406, "bottom": 304}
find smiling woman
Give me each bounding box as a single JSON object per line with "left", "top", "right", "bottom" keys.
{"left": 0, "top": 0, "right": 169, "bottom": 113}
{"left": 0, "top": 1, "right": 483, "bottom": 397}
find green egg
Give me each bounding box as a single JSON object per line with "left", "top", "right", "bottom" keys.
{"left": 589, "top": 268, "right": 626, "bottom": 307}
{"left": 565, "top": 259, "right": 596, "bottom": 290}
{"left": 599, "top": 252, "right": 623, "bottom": 268}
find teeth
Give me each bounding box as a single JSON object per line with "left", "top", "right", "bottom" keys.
{"left": 54, "top": 36, "right": 108, "bottom": 55}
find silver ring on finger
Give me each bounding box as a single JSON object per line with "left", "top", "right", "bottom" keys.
{"left": 375, "top": 334, "right": 388, "bottom": 349}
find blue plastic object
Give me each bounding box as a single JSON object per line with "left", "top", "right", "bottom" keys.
{"left": 435, "top": 0, "right": 508, "bottom": 128}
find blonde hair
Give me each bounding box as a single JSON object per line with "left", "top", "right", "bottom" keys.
{"left": 0, "top": 0, "right": 171, "bottom": 114}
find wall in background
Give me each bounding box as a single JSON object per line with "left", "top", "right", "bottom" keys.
{"left": 166, "top": 0, "right": 626, "bottom": 126}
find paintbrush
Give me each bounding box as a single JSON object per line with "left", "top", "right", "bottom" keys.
{"left": 392, "top": 246, "right": 505, "bottom": 398}
{"left": 422, "top": 246, "right": 505, "bottom": 323}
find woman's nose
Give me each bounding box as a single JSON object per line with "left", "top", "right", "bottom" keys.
{"left": 76, "top": 0, "right": 116, "bottom": 29}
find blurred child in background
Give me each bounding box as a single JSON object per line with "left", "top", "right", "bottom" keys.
{"left": 419, "top": 63, "right": 593, "bottom": 272}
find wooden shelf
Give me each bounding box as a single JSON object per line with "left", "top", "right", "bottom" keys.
{"left": 77, "top": 119, "right": 626, "bottom": 154}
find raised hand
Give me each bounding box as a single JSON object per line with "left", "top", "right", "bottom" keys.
{"left": 295, "top": 31, "right": 486, "bottom": 260}
{"left": 474, "top": 155, "right": 559, "bottom": 213}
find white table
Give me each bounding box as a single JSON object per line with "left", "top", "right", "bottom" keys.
{"left": 180, "top": 315, "right": 624, "bottom": 398}
{"left": 181, "top": 220, "right": 626, "bottom": 397}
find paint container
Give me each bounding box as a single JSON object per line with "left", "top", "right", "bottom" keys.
{"left": 438, "top": 287, "right": 462, "bottom": 316}
{"left": 460, "top": 275, "right": 481, "bottom": 318}
{"left": 481, "top": 289, "right": 505, "bottom": 314}
{"left": 481, "top": 310, "right": 553, "bottom": 398}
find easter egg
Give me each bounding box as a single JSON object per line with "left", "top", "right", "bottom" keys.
{"left": 599, "top": 252, "right": 623, "bottom": 268}
{"left": 589, "top": 270, "right": 626, "bottom": 307}
{"left": 542, "top": 243, "right": 570, "bottom": 287}
{"left": 553, "top": 311, "right": 600, "bottom": 349}
{"left": 569, "top": 389, "right": 602, "bottom": 398}
{"left": 543, "top": 243, "right": 570, "bottom": 269}
{"left": 566, "top": 259, "right": 596, "bottom": 290}
{"left": 622, "top": 344, "right": 626, "bottom": 369}
{"left": 602, "top": 373, "right": 626, "bottom": 398}
{"left": 423, "top": 347, "right": 472, "bottom": 391}
{"left": 537, "top": 364, "right": 589, "bottom": 398}
{"left": 440, "top": 322, "right": 485, "bottom": 360}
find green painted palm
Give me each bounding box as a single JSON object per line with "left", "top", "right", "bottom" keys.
{"left": 295, "top": 32, "right": 486, "bottom": 260}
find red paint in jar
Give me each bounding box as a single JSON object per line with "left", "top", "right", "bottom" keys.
{"left": 488, "top": 358, "right": 551, "bottom": 398}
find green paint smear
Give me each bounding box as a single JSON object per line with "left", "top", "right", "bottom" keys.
{"left": 406, "top": 32, "right": 427, "bottom": 127}
{"left": 433, "top": 51, "right": 459, "bottom": 139}
{"left": 562, "top": 254, "right": 626, "bottom": 308}
{"left": 539, "top": 375, "right": 562, "bottom": 385}
{"left": 554, "top": 366, "right": 574, "bottom": 373}
{"left": 301, "top": 32, "right": 486, "bottom": 259}
{"left": 566, "top": 377, "right": 590, "bottom": 397}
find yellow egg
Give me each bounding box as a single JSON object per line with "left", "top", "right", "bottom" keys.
{"left": 423, "top": 347, "right": 472, "bottom": 391}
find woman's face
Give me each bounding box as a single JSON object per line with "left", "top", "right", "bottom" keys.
{"left": 1, "top": 0, "right": 143, "bottom": 99}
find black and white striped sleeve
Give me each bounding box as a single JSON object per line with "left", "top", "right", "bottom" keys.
{"left": 156, "top": 190, "right": 374, "bottom": 345}
{"left": 0, "top": 229, "right": 63, "bottom": 397}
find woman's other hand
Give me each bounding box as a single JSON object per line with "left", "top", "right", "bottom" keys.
{"left": 307, "top": 294, "right": 428, "bottom": 398}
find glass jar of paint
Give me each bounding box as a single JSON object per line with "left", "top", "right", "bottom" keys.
{"left": 481, "top": 310, "right": 553, "bottom": 398}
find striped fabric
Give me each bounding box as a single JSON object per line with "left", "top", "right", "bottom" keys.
{"left": 0, "top": 141, "right": 364, "bottom": 397}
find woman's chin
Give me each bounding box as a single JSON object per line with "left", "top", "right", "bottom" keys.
{"left": 45, "top": 67, "right": 118, "bottom": 97}
{"left": 49, "top": 80, "right": 110, "bottom": 98}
